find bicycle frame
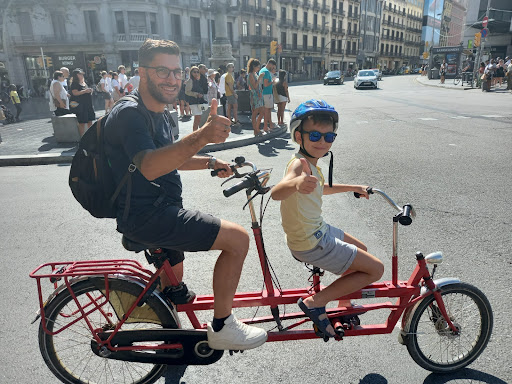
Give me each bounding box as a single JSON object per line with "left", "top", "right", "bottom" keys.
{"left": 30, "top": 178, "right": 459, "bottom": 353}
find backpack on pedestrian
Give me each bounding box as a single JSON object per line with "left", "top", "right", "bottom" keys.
{"left": 68, "top": 94, "right": 156, "bottom": 220}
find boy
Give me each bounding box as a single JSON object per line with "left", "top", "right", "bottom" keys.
{"left": 271, "top": 99, "right": 384, "bottom": 338}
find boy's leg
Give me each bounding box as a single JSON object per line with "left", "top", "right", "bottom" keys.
{"left": 303, "top": 249, "right": 384, "bottom": 308}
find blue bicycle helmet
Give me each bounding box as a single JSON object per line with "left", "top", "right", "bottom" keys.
{"left": 290, "top": 99, "right": 338, "bottom": 143}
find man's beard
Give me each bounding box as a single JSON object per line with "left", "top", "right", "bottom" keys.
{"left": 145, "top": 73, "right": 178, "bottom": 104}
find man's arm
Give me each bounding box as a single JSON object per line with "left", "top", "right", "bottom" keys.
{"left": 263, "top": 72, "right": 273, "bottom": 88}
{"left": 178, "top": 156, "right": 232, "bottom": 177}
{"left": 52, "top": 82, "right": 66, "bottom": 108}
{"left": 138, "top": 100, "right": 231, "bottom": 181}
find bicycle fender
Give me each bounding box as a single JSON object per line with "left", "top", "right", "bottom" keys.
{"left": 36, "top": 275, "right": 180, "bottom": 329}
{"left": 397, "top": 277, "right": 460, "bottom": 345}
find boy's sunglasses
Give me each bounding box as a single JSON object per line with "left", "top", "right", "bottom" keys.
{"left": 302, "top": 130, "right": 337, "bottom": 143}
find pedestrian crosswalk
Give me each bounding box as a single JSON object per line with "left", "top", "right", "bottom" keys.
{"left": 374, "top": 114, "right": 510, "bottom": 123}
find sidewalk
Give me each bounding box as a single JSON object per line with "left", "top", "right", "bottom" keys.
{"left": 414, "top": 74, "right": 511, "bottom": 93}
{"left": 0, "top": 109, "right": 288, "bottom": 166}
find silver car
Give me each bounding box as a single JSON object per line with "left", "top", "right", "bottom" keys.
{"left": 354, "top": 70, "right": 378, "bottom": 89}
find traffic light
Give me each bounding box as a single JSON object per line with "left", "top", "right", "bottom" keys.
{"left": 270, "top": 40, "right": 277, "bottom": 55}
{"left": 474, "top": 32, "right": 481, "bottom": 47}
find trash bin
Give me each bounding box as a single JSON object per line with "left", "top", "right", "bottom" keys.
{"left": 428, "top": 68, "right": 439, "bottom": 80}
{"left": 236, "top": 90, "right": 251, "bottom": 113}
{"left": 51, "top": 114, "right": 80, "bottom": 143}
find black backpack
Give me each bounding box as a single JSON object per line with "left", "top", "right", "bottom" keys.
{"left": 69, "top": 94, "right": 155, "bottom": 220}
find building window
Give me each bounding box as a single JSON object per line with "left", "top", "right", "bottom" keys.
{"left": 150, "top": 13, "right": 158, "bottom": 35}
{"left": 191, "top": 17, "right": 201, "bottom": 38}
{"left": 313, "top": 36, "right": 317, "bottom": 49}
{"left": 303, "top": 34, "right": 307, "bottom": 50}
{"left": 255, "top": 23, "right": 262, "bottom": 36}
{"left": 128, "top": 12, "right": 147, "bottom": 34}
{"left": 281, "top": 7, "right": 286, "bottom": 21}
{"left": 293, "top": 9, "right": 298, "bottom": 25}
{"left": 292, "top": 33, "right": 298, "bottom": 49}
{"left": 18, "top": 12, "right": 34, "bottom": 37}
{"left": 281, "top": 31, "right": 287, "bottom": 46}
{"left": 115, "top": 12, "right": 125, "bottom": 34}
{"left": 314, "top": 14, "right": 318, "bottom": 28}
{"left": 52, "top": 12, "right": 67, "bottom": 40}
{"left": 228, "top": 22, "right": 233, "bottom": 43}
{"left": 267, "top": 24, "right": 272, "bottom": 37}
{"left": 242, "top": 21, "right": 248, "bottom": 37}
{"left": 304, "top": 11, "right": 308, "bottom": 25}
{"left": 171, "top": 14, "right": 182, "bottom": 39}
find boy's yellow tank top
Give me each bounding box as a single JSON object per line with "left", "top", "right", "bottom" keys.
{"left": 280, "top": 153, "right": 328, "bottom": 251}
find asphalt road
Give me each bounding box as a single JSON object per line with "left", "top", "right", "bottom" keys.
{"left": 1, "top": 75, "right": 510, "bottom": 384}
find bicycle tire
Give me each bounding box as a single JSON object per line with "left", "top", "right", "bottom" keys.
{"left": 453, "top": 76, "right": 461, "bottom": 86}
{"left": 39, "top": 277, "right": 179, "bottom": 384}
{"left": 405, "top": 282, "right": 493, "bottom": 373}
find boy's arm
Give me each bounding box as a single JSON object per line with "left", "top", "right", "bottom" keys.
{"left": 271, "top": 158, "right": 318, "bottom": 200}
{"left": 323, "top": 184, "right": 369, "bottom": 198}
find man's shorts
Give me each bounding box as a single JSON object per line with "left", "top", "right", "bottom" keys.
{"left": 102, "top": 91, "right": 112, "bottom": 100}
{"left": 120, "top": 204, "right": 221, "bottom": 266}
{"left": 226, "top": 95, "right": 237, "bottom": 105}
{"left": 263, "top": 94, "right": 273, "bottom": 108}
{"left": 290, "top": 225, "right": 357, "bottom": 275}
{"left": 190, "top": 103, "right": 208, "bottom": 116}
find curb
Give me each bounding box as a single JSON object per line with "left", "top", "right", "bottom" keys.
{"left": 414, "top": 76, "right": 479, "bottom": 91}
{"left": 0, "top": 123, "right": 289, "bottom": 167}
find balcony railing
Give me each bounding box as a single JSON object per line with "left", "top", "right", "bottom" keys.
{"left": 241, "top": 35, "right": 273, "bottom": 45}
{"left": 303, "top": 0, "right": 311, "bottom": 8}
{"left": 117, "top": 33, "right": 160, "bottom": 43}
{"left": 348, "top": 13, "right": 359, "bottom": 19}
{"left": 332, "top": 28, "right": 346, "bottom": 35}
{"left": 240, "top": 4, "right": 276, "bottom": 17}
{"left": 321, "top": 5, "right": 330, "bottom": 13}
{"left": 347, "top": 30, "right": 359, "bottom": 36}
{"left": 11, "top": 34, "right": 105, "bottom": 45}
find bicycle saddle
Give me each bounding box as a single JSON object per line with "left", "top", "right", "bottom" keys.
{"left": 121, "top": 235, "right": 150, "bottom": 253}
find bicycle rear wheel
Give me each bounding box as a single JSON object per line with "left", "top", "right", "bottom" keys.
{"left": 39, "top": 277, "right": 179, "bottom": 384}
{"left": 453, "top": 76, "right": 461, "bottom": 86}
{"left": 405, "top": 282, "right": 493, "bottom": 373}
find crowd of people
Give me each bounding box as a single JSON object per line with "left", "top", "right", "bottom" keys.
{"left": 172, "top": 59, "right": 290, "bottom": 136}
{"left": 479, "top": 56, "right": 512, "bottom": 92}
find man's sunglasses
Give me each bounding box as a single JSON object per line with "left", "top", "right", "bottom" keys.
{"left": 302, "top": 130, "right": 337, "bottom": 143}
{"left": 140, "top": 66, "right": 183, "bottom": 80}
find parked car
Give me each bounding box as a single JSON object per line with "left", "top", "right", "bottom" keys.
{"left": 323, "top": 70, "right": 344, "bottom": 85}
{"left": 370, "top": 68, "right": 382, "bottom": 80}
{"left": 412, "top": 67, "right": 421, "bottom": 74}
{"left": 354, "top": 70, "right": 378, "bottom": 89}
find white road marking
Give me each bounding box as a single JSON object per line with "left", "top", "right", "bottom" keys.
{"left": 418, "top": 118, "right": 438, "bottom": 121}
{"left": 356, "top": 121, "right": 369, "bottom": 124}
{"left": 450, "top": 116, "right": 471, "bottom": 119}
{"left": 481, "top": 115, "right": 504, "bottom": 118}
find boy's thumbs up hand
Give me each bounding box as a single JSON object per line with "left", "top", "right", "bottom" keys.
{"left": 199, "top": 98, "right": 231, "bottom": 144}
{"left": 296, "top": 158, "right": 318, "bottom": 194}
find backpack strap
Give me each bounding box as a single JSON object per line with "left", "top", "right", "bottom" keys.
{"left": 109, "top": 93, "right": 167, "bottom": 222}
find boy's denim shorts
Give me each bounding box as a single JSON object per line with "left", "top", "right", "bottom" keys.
{"left": 291, "top": 225, "right": 358, "bottom": 275}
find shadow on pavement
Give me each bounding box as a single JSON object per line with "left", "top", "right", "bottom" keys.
{"left": 163, "top": 364, "right": 188, "bottom": 384}
{"left": 38, "top": 135, "right": 77, "bottom": 153}
{"left": 359, "top": 373, "right": 388, "bottom": 383}
{"left": 423, "top": 367, "right": 508, "bottom": 384}
{"left": 257, "top": 134, "right": 295, "bottom": 157}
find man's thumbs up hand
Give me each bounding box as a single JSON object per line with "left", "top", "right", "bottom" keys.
{"left": 200, "top": 98, "right": 231, "bottom": 144}
{"left": 296, "top": 158, "right": 318, "bottom": 194}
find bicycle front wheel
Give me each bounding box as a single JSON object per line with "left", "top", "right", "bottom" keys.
{"left": 405, "top": 282, "right": 493, "bottom": 373}
{"left": 39, "top": 277, "right": 179, "bottom": 384}
{"left": 453, "top": 77, "right": 461, "bottom": 85}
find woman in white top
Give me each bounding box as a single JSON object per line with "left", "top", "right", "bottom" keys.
{"left": 111, "top": 72, "right": 122, "bottom": 102}
{"left": 99, "top": 71, "right": 114, "bottom": 113}
{"left": 207, "top": 68, "right": 218, "bottom": 105}
{"left": 49, "top": 70, "right": 70, "bottom": 116}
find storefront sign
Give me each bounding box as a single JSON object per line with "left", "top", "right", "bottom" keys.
{"left": 56, "top": 55, "right": 78, "bottom": 67}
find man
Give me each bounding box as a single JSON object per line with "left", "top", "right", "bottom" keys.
{"left": 118, "top": 65, "right": 128, "bottom": 95}
{"left": 198, "top": 64, "right": 209, "bottom": 92}
{"left": 59, "top": 67, "right": 70, "bottom": 91}
{"left": 224, "top": 63, "right": 239, "bottom": 125}
{"left": 128, "top": 68, "right": 140, "bottom": 90}
{"left": 258, "top": 59, "right": 277, "bottom": 132}
{"left": 218, "top": 66, "right": 227, "bottom": 117}
{"left": 103, "top": 39, "right": 267, "bottom": 351}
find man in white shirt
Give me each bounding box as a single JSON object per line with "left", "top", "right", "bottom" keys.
{"left": 218, "top": 70, "right": 227, "bottom": 117}
{"left": 118, "top": 65, "right": 128, "bottom": 95}
{"left": 128, "top": 68, "right": 140, "bottom": 90}
{"left": 59, "top": 67, "right": 70, "bottom": 94}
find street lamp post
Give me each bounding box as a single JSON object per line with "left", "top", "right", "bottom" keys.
{"left": 321, "top": 38, "right": 334, "bottom": 76}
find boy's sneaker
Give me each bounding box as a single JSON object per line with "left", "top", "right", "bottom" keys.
{"left": 163, "top": 282, "right": 196, "bottom": 305}
{"left": 207, "top": 314, "right": 267, "bottom": 350}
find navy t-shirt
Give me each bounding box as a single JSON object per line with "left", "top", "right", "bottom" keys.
{"left": 103, "top": 92, "right": 182, "bottom": 223}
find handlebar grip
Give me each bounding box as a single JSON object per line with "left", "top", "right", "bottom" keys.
{"left": 354, "top": 187, "right": 373, "bottom": 199}
{"left": 223, "top": 177, "right": 254, "bottom": 197}
{"left": 399, "top": 204, "right": 413, "bottom": 226}
{"left": 211, "top": 169, "right": 221, "bottom": 177}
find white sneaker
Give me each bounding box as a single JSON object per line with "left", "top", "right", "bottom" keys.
{"left": 207, "top": 314, "right": 267, "bottom": 350}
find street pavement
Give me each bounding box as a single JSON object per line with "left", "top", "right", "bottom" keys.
{"left": 0, "top": 105, "right": 287, "bottom": 166}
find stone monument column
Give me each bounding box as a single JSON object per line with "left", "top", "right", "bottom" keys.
{"left": 208, "top": 0, "right": 235, "bottom": 69}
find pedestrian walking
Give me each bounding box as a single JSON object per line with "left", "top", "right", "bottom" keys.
{"left": 185, "top": 66, "right": 208, "bottom": 131}
{"left": 224, "top": 63, "right": 239, "bottom": 126}
{"left": 259, "top": 58, "right": 277, "bottom": 132}
{"left": 128, "top": 68, "right": 140, "bottom": 91}
{"left": 207, "top": 68, "right": 219, "bottom": 105}
{"left": 275, "top": 69, "right": 290, "bottom": 126}
{"left": 495, "top": 59, "right": 505, "bottom": 87}
{"left": 218, "top": 66, "right": 228, "bottom": 117}
{"left": 69, "top": 68, "right": 95, "bottom": 136}
{"left": 118, "top": 65, "right": 128, "bottom": 95}
{"left": 111, "top": 72, "right": 123, "bottom": 102}
{"left": 49, "top": 70, "right": 70, "bottom": 116}
{"left": 440, "top": 60, "right": 446, "bottom": 84}
{"left": 99, "top": 71, "right": 114, "bottom": 113}
{"left": 247, "top": 58, "right": 264, "bottom": 136}
{"left": 506, "top": 63, "right": 512, "bottom": 91}
{"left": 9, "top": 84, "right": 22, "bottom": 121}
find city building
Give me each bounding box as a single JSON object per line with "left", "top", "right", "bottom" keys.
{"left": 359, "top": 0, "right": 384, "bottom": 69}
{"left": 404, "top": 0, "right": 425, "bottom": 69}
{"left": 379, "top": 0, "right": 408, "bottom": 69}
{"left": 463, "top": 0, "right": 512, "bottom": 60}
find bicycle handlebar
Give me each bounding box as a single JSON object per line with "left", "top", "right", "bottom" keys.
{"left": 355, "top": 187, "right": 416, "bottom": 225}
